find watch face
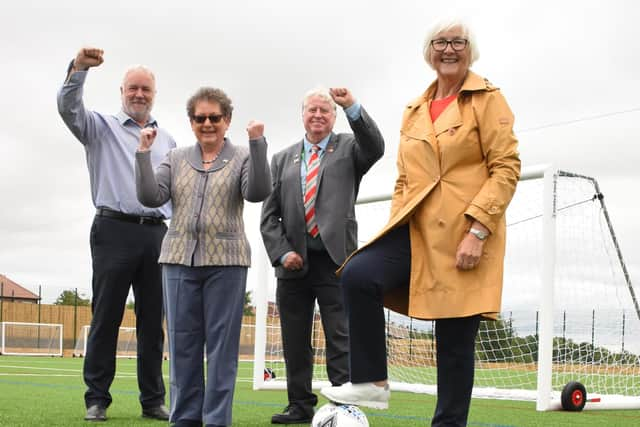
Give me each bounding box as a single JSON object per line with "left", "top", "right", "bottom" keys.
{"left": 471, "top": 228, "right": 487, "bottom": 240}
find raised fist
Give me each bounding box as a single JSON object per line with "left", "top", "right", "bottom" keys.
{"left": 246, "top": 120, "right": 265, "bottom": 140}
{"left": 74, "top": 47, "right": 104, "bottom": 71}
{"left": 329, "top": 87, "right": 355, "bottom": 109}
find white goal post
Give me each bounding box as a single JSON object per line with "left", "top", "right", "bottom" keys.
{"left": 253, "top": 164, "right": 640, "bottom": 411}
{"left": 73, "top": 325, "right": 170, "bottom": 359}
{"left": 0, "top": 321, "right": 63, "bottom": 357}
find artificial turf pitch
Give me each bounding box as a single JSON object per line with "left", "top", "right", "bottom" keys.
{"left": 0, "top": 356, "right": 638, "bottom": 426}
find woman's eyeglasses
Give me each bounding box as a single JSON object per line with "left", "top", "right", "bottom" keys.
{"left": 430, "top": 38, "right": 468, "bottom": 52}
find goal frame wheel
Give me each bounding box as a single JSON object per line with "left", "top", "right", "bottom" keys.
{"left": 263, "top": 367, "right": 276, "bottom": 381}
{"left": 561, "top": 381, "right": 587, "bottom": 411}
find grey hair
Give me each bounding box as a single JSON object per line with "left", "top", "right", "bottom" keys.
{"left": 301, "top": 87, "right": 337, "bottom": 113}
{"left": 121, "top": 65, "right": 156, "bottom": 88}
{"left": 422, "top": 18, "right": 480, "bottom": 68}
{"left": 186, "top": 87, "right": 233, "bottom": 119}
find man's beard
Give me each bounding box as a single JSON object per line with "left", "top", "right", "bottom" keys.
{"left": 124, "top": 102, "right": 151, "bottom": 123}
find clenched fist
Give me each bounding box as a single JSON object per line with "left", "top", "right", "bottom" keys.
{"left": 138, "top": 126, "right": 157, "bottom": 152}
{"left": 329, "top": 87, "right": 355, "bottom": 109}
{"left": 74, "top": 47, "right": 104, "bottom": 71}
{"left": 246, "top": 120, "right": 264, "bottom": 140}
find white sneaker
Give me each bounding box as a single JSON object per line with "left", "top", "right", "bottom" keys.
{"left": 320, "top": 382, "right": 390, "bottom": 409}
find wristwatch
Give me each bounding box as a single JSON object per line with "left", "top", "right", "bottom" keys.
{"left": 469, "top": 227, "right": 489, "bottom": 241}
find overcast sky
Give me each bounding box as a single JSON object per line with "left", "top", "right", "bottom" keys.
{"left": 1, "top": 0, "right": 639, "bottom": 305}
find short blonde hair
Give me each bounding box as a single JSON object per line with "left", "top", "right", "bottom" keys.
{"left": 422, "top": 18, "right": 480, "bottom": 69}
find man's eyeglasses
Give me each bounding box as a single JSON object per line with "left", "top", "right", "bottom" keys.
{"left": 430, "top": 38, "right": 468, "bottom": 52}
{"left": 192, "top": 114, "right": 224, "bottom": 124}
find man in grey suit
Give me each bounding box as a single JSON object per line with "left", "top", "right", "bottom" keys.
{"left": 261, "top": 87, "right": 384, "bottom": 424}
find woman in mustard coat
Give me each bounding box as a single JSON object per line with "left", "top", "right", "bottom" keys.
{"left": 321, "top": 19, "right": 521, "bottom": 426}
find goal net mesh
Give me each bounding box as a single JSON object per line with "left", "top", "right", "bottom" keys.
{"left": 73, "top": 325, "right": 169, "bottom": 359}
{"left": 258, "top": 170, "right": 640, "bottom": 404}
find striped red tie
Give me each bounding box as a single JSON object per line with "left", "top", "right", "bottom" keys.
{"left": 304, "top": 145, "right": 321, "bottom": 237}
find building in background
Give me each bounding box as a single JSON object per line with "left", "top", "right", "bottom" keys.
{"left": 0, "top": 274, "right": 40, "bottom": 304}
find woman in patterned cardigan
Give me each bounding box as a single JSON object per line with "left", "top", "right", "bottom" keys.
{"left": 135, "top": 87, "right": 271, "bottom": 427}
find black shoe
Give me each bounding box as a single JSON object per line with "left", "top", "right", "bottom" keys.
{"left": 173, "top": 421, "right": 202, "bottom": 427}
{"left": 271, "top": 405, "right": 313, "bottom": 424}
{"left": 84, "top": 404, "right": 107, "bottom": 422}
{"left": 142, "top": 404, "right": 170, "bottom": 420}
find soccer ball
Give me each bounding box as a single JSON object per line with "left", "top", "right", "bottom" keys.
{"left": 312, "top": 403, "right": 369, "bottom": 427}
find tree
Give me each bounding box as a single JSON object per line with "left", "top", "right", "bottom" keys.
{"left": 54, "top": 289, "right": 90, "bottom": 306}
{"left": 244, "top": 291, "right": 255, "bottom": 316}
{"left": 476, "top": 318, "right": 516, "bottom": 362}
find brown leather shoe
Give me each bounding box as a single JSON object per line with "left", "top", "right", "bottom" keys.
{"left": 84, "top": 404, "right": 107, "bottom": 422}
{"left": 271, "top": 405, "right": 313, "bottom": 424}
{"left": 142, "top": 404, "right": 170, "bottom": 420}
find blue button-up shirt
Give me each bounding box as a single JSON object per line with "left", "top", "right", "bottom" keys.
{"left": 57, "top": 69, "right": 176, "bottom": 218}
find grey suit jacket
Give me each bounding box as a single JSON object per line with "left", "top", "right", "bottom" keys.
{"left": 260, "top": 107, "right": 384, "bottom": 279}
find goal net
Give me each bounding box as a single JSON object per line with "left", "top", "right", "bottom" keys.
{"left": 73, "top": 325, "right": 169, "bottom": 359}
{"left": 0, "top": 322, "right": 63, "bottom": 356}
{"left": 253, "top": 165, "right": 640, "bottom": 411}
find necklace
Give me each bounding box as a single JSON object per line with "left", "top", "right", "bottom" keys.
{"left": 202, "top": 141, "right": 225, "bottom": 164}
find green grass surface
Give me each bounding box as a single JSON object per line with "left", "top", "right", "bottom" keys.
{"left": 1, "top": 356, "right": 639, "bottom": 426}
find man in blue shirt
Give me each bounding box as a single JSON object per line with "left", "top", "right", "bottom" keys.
{"left": 57, "top": 47, "right": 175, "bottom": 422}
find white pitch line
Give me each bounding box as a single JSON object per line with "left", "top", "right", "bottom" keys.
{"left": 0, "top": 364, "right": 139, "bottom": 375}
{"left": 0, "top": 373, "right": 137, "bottom": 378}
{"left": 0, "top": 371, "right": 170, "bottom": 380}
{"left": 0, "top": 365, "right": 170, "bottom": 381}
{"left": 0, "top": 364, "right": 82, "bottom": 373}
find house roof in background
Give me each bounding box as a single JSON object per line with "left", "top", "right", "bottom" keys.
{"left": 0, "top": 274, "right": 40, "bottom": 300}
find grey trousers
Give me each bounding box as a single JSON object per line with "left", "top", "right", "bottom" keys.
{"left": 163, "top": 264, "right": 247, "bottom": 427}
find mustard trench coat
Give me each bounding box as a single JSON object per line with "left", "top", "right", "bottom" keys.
{"left": 355, "top": 71, "right": 521, "bottom": 320}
